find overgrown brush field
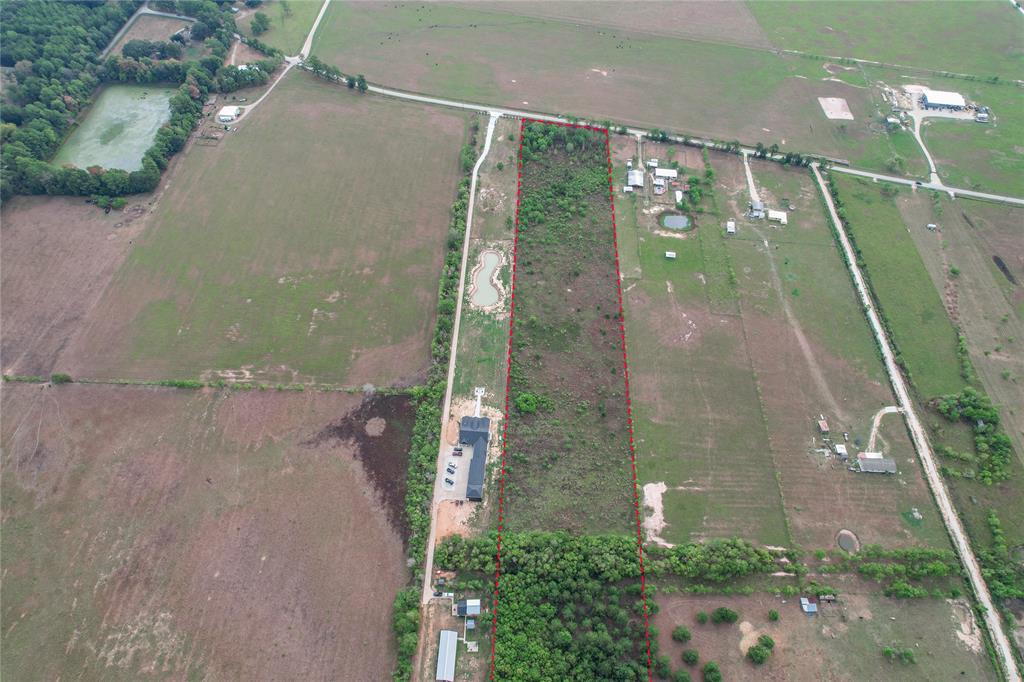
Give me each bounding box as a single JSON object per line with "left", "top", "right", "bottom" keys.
{"left": 502, "top": 122, "right": 634, "bottom": 533}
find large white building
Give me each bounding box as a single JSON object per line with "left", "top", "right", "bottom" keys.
{"left": 922, "top": 90, "right": 966, "bottom": 110}
{"left": 217, "top": 105, "right": 241, "bottom": 122}
{"left": 654, "top": 167, "right": 678, "bottom": 179}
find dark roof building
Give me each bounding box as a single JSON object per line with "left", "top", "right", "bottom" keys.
{"left": 858, "top": 454, "right": 897, "bottom": 474}
{"left": 460, "top": 416, "right": 490, "bottom": 501}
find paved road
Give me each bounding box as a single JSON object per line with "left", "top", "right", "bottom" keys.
{"left": 812, "top": 163, "right": 1021, "bottom": 682}
{"left": 420, "top": 112, "right": 500, "bottom": 606}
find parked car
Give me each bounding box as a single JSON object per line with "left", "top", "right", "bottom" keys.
{"left": 444, "top": 477, "right": 455, "bottom": 486}
{"left": 446, "top": 466, "right": 456, "bottom": 475}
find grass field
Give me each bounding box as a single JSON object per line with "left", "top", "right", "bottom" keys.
{"left": 830, "top": 175, "right": 964, "bottom": 400}
{"left": 309, "top": 2, "right": 912, "bottom": 171}
{"left": 237, "top": 0, "right": 321, "bottom": 55}
{"left": 110, "top": 14, "right": 190, "bottom": 55}
{"left": 748, "top": 0, "right": 1023, "bottom": 80}
{"left": 62, "top": 72, "right": 468, "bottom": 386}
{"left": 652, "top": 588, "right": 997, "bottom": 681}
{"left": 894, "top": 194, "right": 1024, "bottom": 548}
{"left": 501, "top": 124, "right": 635, "bottom": 533}
{"left": 1, "top": 383, "right": 410, "bottom": 681}
{"left": 624, "top": 145, "right": 948, "bottom": 550}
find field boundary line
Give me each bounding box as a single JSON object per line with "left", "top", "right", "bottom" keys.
{"left": 489, "top": 119, "right": 653, "bottom": 681}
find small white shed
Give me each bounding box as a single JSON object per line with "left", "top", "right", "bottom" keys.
{"left": 726, "top": 219, "right": 736, "bottom": 235}
{"left": 767, "top": 209, "right": 788, "bottom": 225}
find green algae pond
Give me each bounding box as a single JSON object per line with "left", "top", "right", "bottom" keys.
{"left": 54, "top": 85, "right": 175, "bottom": 171}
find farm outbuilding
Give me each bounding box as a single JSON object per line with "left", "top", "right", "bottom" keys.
{"left": 800, "top": 597, "right": 818, "bottom": 615}
{"left": 455, "top": 598, "right": 482, "bottom": 617}
{"left": 749, "top": 200, "right": 765, "bottom": 219}
{"left": 922, "top": 90, "right": 966, "bottom": 109}
{"left": 217, "top": 105, "right": 241, "bottom": 122}
{"left": 655, "top": 167, "right": 678, "bottom": 179}
{"left": 627, "top": 169, "right": 645, "bottom": 188}
{"left": 436, "top": 630, "right": 458, "bottom": 682}
{"left": 858, "top": 452, "right": 897, "bottom": 474}
{"left": 767, "top": 209, "right": 788, "bottom": 225}
{"left": 460, "top": 416, "right": 490, "bottom": 501}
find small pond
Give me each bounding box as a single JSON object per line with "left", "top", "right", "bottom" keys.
{"left": 661, "top": 214, "right": 691, "bottom": 230}
{"left": 54, "top": 84, "right": 175, "bottom": 171}
{"left": 471, "top": 250, "right": 501, "bottom": 307}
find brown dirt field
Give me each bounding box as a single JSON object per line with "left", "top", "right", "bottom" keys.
{"left": 1, "top": 383, "right": 410, "bottom": 681}
{"left": 455, "top": 1, "right": 774, "bottom": 49}
{"left": 0, "top": 196, "right": 151, "bottom": 377}
{"left": 229, "top": 40, "right": 265, "bottom": 66}
{"left": 651, "top": 587, "right": 996, "bottom": 681}
{"left": 112, "top": 15, "right": 191, "bottom": 55}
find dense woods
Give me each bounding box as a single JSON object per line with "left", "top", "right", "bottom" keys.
{"left": 1, "top": 0, "right": 280, "bottom": 200}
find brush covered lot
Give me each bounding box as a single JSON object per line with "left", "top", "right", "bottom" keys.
{"left": 503, "top": 122, "right": 634, "bottom": 533}
{"left": 62, "top": 72, "right": 469, "bottom": 387}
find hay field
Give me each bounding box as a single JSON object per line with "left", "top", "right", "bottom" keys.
{"left": 309, "top": 2, "right": 905, "bottom": 170}
{"left": 749, "top": 1, "right": 1023, "bottom": 80}
{"left": 895, "top": 194, "right": 1024, "bottom": 547}
{"left": 624, "top": 146, "right": 948, "bottom": 549}
{"left": 1, "top": 383, "right": 411, "bottom": 681}
{"left": 63, "top": 72, "right": 468, "bottom": 386}
{"left": 829, "top": 175, "right": 964, "bottom": 400}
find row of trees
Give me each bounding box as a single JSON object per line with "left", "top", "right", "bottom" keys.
{"left": 304, "top": 55, "right": 367, "bottom": 92}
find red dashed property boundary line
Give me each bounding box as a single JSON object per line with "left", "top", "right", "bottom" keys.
{"left": 489, "top": 118, "right": 653, "bottom": 681}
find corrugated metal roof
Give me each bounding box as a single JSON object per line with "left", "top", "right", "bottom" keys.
{"left": 436, "top": 630, "right": 457, "bottom": 682}
{"left": 923, "top": 90, "right": 966, "bottom": 107}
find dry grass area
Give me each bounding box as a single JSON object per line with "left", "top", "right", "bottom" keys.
{"left": 460, "top": 0, "right": 774, "bottom": 48}
{"left": 0, "top": 196, "right": 151, "bottom": 377}
{"left": 111, "top": 14, "right": 190, "bottom": 55}
{"left": 651, "top": 587, "right": 996, "bottom": 681}
{"left": 1, "top": 383, "right": 411, "bottom": 681}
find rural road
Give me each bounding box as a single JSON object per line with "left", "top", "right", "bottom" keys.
{"left": 353, "top": 81, "right": 1024, "bottom": 207}
{"left": 420, "top": 111, "right": 500, "bottom": 606}
{"left": 812, "top": 163, "right": 1022, "bottom": 682}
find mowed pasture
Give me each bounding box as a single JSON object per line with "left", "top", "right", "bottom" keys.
{"left": 748, "top": 0, "right": 1023, "bottom": 81}
{"left": 830, "top": 175, "right": 964, "bottom": 400}
{"left": 894, "top": 194, "right": 1024, "bottom": 548}
{"left": 1, "top": 196, "right": 146, "bottom": 378}
{"left": 110, "top": 14, "right": 190, "bottom": 55}
{"left": 63, "top": 72, "right": 468, "bottom": 386}
{"left": 457, "top": 1, "right": 774, "bottom": 48}
{"left": 1, "top": 383, "right": 412, "bottom": 681}
{"left": 625, "top": 145, "right": 948, "bottom": 550}
{"left": 651, "top": 588, "right": 997, "bottom": 681}
{"left": 237, "top": 0, "right": 322, "bottom": 56}
{"left": 309, "top": 2, "right": 911, "bottom": 172}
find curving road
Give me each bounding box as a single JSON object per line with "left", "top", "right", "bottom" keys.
{"left": 812, "top": 163, "right": 1021, "bottom": 682}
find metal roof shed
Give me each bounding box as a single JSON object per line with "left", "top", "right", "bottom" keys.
{"left": 627, "top": 169, "right": 645, "bottom": 187}
{"left": 436, "top": 630, "right": 457, "bottom": 682}
{"left": 655, "top": 167, "right": 678, "bottom": 179}
{"left": 858, "top": 454, "right": 897, "bottom": 474}
{"left": 923, "top": 90, "right": 966, "bottom": 108}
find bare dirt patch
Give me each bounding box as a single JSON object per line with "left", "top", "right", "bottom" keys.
{"left": 818, "top": 96, "right": 855, "bottom": 121}
{"left": 1, "top": 384, "right": 408, "bottom": 681}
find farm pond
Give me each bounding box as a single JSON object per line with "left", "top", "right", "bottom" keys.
{"left": 470, "top": 250, "right": 501, "bottom": 307}
{"left": 53, "top": 84, "right": 175, "bottom": 171}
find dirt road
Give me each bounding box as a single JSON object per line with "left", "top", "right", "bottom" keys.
{"left": 812, "top": 163, "right": 1020, "bottom": 682}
